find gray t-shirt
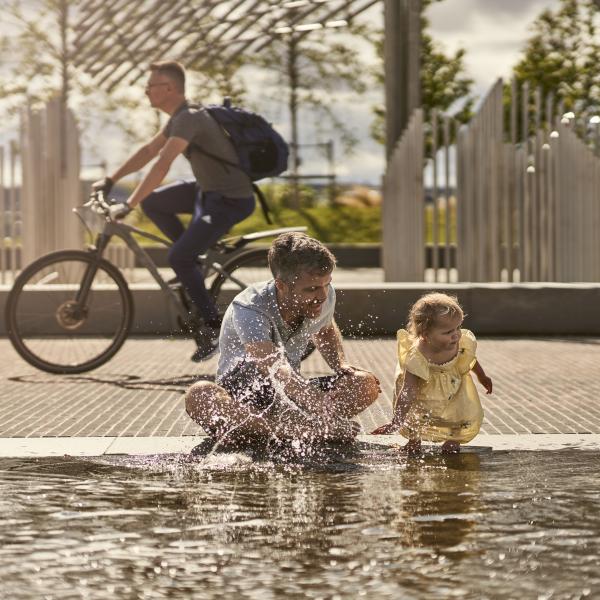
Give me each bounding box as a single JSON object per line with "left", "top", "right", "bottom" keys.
{"left": 163, "top": 101, "right": 253, "bottom": 198}
{"left": 216, "top": 280, "right": 336, "bottom": 381}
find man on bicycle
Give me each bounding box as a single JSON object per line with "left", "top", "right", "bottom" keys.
{"left": 183, "top": 232, "right": 381, "bottom": 449}
{"left": 94, "top": 60, "right": 255, "bottom": 361}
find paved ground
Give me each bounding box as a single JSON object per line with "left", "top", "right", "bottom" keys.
{"left": 2, "top": 335, "right": 600, "bottom": 441}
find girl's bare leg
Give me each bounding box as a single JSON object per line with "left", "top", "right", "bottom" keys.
{"left": 441, "top": 440, "right": 460, "bottom": 454}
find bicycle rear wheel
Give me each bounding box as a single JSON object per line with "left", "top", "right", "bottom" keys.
{"left": 209, "top": 247, "right": 270, "bottom": 318}
{"left": 5, "top": 250, "right": 133, "bottom": 374}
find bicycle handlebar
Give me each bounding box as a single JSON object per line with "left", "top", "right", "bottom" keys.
{"left": 83, "top": 190, "right": 118, "bottom": 218}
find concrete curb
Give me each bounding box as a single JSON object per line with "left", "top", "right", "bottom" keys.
{"left": 1, "top": 434, "right": 600, "bottom": 458}
{"left": 3, "top": 282, "right": 600, "bottom": 335}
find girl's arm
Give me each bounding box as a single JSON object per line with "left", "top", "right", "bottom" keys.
{"left": 472, "top": 360, "right": 493, "bottom": 394}
{"left": 371, "top": 371, "right": 419, "bottom": 434}
{"left": 392, "top": 371, "right": 419, "bottom": 425}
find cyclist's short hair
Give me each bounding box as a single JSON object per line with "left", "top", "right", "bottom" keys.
{"left": 268, "top": 232, "right": 336, "bottom": 283}
{"left": 149, "top": 60, "right": 186, "bottom": 93}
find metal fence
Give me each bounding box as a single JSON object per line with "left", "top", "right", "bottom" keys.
{"left": 21, "top": 98, "right": 83, "bottom": 266}
{"left": 0, "top": 141, "right": 20, "bottom": 285}
{"left": 0, "top": 100, "right": 135, "bottom": 283}
{"left": 382, "top": 109, "right": 424, "bottom": 281}
{"left": 383, "top": 78, "right": 600, "bottom": 283}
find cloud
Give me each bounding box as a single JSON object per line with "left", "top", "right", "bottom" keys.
{"left": 427, "top": 0, "right": 562, "bottom": 94}
{"left": 427, "top": 0, "right": 559, "bottom": 32}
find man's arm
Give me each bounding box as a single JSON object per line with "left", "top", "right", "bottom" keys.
{"left": 110, "top": 131, "right": 167, "bottom": 184}
{"left": 126, "top": 136, "right": 189, "bottom": 209}
{"left": 244, "top": 341, "right": 334, "bottom": 417}
{"left": 312, "top": 321, "right": 348, "bottom": 372}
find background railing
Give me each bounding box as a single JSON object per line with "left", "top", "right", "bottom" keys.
{"left": 0, "top": 141, "right": 20, "bottom": 285}
{"left": 2, "top": 87, "right": 599, "bottom": 286}
{"left": 382, "top": 109, "right": 424, "bottom": 281}
{"left": 383, "top": 78, "right": 600, "bottom": 283}
{"left": 0, "top": 100, "right": 135, "bottom": 283}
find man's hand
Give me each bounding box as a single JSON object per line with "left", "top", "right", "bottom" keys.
{"left": 108, "top": 202, "right": 131, "bottom": 221}
{"left": 92, "top": 176, "right": 114, "bottom": 196}
{"left": 371, "top": 421, "right": 400, "bottom": 435}
{"left": 335, "top": 362, "right": 360, "bottom": 375}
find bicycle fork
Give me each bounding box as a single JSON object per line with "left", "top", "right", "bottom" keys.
{"left": 74, "top": 234, "right": 112, "bottom": 307}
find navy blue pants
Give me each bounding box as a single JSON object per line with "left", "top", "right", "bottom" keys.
{"left": 142, "top": 179, "right": 255, "bottom": 323}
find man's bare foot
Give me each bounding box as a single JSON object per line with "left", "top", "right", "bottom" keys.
{"left": 323, "top": 419, "right": 360, "bottom": 443}
{"left": 403, "top": 439, "right": 422, "bottom": 455}
{"left": 441, "top": 440, "right": 460, "bottom": 454}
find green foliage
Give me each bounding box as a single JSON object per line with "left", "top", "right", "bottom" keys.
{"left": 511, "top": 0, "right": 600, "bottom": 115}
{"left": 120, "top": 181, "right": 457, "bottom": 247}
{"left": 128, "top": 183, "right": 382, "bottom": 245}
{"left": 230, "top": 204, "right": 382, "bottom": 244}
{"left": 369, "top": 0, "right": 475, "bottom": 147}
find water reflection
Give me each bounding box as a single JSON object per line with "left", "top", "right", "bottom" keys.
{"left": 0, "top": 449, "right": 599, "bottom": 599}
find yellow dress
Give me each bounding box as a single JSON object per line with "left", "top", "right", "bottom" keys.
{"left": 394, "top": 328, "right": 483, "bottom": 443}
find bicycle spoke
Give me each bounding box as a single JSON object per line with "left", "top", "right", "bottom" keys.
{"left": 7, "top": 251, "right": 133, "bottom": 373}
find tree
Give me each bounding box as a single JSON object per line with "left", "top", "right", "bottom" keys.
{"left": 511, "top": 0, "right": 600, "bottom": 116}
{"left": 251, "top": 25, "right": 370, "bottom": 158}
{"left": 246, "top": 23, "right": 371, "bottom": 206}
{"left": 370, "top": 0, "right": 474, "bottom": 149}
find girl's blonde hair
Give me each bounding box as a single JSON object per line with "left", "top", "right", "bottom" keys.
{"left": 407, "top": 292, "right": 464, "bottom": 338}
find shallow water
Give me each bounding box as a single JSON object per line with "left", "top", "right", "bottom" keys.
{"left": 1, "top": 444, "right": 599, "bottom": 599}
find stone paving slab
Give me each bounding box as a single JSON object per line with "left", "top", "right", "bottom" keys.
{"left": 2, "top": 434, "right": 600, "bottom": 458}
{"left": 1, "top": 336, "right": 600, "bottom": 439}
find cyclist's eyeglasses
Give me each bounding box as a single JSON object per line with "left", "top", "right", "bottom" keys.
{"left": 145, "top": 82, "right": 169, "bottom": 91}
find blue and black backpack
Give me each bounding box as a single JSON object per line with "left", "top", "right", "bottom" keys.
{"left": 192, "top": 98, "right": 289, "bottom": 224}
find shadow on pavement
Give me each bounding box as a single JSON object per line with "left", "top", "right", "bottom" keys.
{"left": 7, "top": 373, "right": 215, "bottom": 393}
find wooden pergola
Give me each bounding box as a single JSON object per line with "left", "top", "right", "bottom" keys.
{"left": 72, "top": 0, "right": 380, "bottom": 93}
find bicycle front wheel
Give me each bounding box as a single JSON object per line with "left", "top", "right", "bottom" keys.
{"left": 209, "top": 247, "right": 270, "bottom": 318}
{"left": 5, "top": 250, "right": 134, "bottom": 374}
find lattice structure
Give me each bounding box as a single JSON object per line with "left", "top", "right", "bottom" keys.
{"left": 72, "top": 0, "right": 379, "bottom": 92}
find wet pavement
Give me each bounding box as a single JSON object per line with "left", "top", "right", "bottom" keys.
{"left": 1, "top": 335, "right": 600, "bottom": 456}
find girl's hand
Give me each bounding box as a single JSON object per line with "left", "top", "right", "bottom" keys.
{"left": 478, "top": 374, "right": 493, "bottom": 394}
{"left": 371, "top": 422, "right": 399, "bottom": 435}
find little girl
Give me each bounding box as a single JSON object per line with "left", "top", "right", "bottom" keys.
{"left": 372, "top": 292, "right": 492, "bottom": 454}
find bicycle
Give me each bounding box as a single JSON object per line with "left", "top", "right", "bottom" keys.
{"left": 5, "top": 190, "right": 307, "bottom": 374}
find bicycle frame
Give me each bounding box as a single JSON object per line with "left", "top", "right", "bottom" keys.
{"left": 75, "top": 196, "right": 308, "bottom": 327}
{"left": 86, "top": 220, "right": 199, "bottom": 325}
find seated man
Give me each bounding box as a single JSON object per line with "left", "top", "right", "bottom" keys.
{"left": 184, "top": 232, "right": 381, "bottom": 447}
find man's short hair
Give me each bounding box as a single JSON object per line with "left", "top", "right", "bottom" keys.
{"left": 149, "top": 60, "right": 186, "bottom": 93}
{"left": 268, "top": 232, "right": 336, "bottom": 283}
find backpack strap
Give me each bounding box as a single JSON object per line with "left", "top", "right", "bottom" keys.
{"left": 252, "top": 183, "right": 273, "bottom": 225}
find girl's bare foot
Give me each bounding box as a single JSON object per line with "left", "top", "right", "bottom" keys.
{"left": 403, "top": 439, "right": 422, "bottom": 455}
{"left": 441, "top": 440, "right": 460, "bottom": 454}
